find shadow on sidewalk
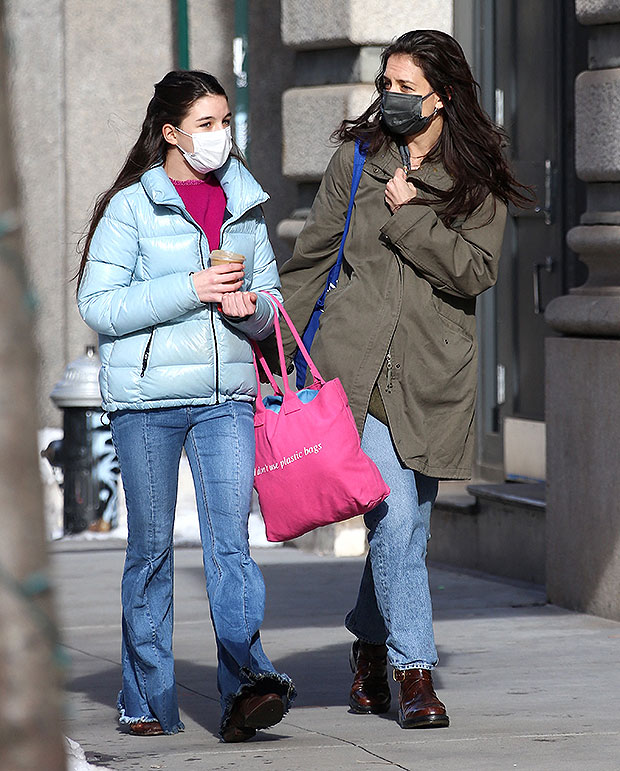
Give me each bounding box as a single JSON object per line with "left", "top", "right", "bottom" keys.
{"left": 177, "top": 555, "right": 551, "bottom": 632}
{"left": 64, "top": 646, "right": 355, "bottom": 740}
{"left": 175, "top": 556, "right": 365, "bottom": 631}
{"left": 66, "top": 641, "right": 448, "bottom": 738}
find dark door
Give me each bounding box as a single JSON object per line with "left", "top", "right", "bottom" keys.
{"left": 470, "top": 0, "right": 587, "bottom": 477}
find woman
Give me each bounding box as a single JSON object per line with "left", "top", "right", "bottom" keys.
{"left": 77, "top": 70, "right": 295, "bottom": 742}
{"left": 273, "top": 30, "right": 530, "bottom": 729}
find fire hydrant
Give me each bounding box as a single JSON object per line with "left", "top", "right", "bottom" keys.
{"left": 43, "top": 345, "right": 119, "bottom": 534}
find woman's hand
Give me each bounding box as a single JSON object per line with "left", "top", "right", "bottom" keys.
{"left": 220, "top": 291, "right": 258, "bottom": 318}
{"left": 385, "top": 167, "right": 417, "bottom": 213}
{"left": 191, "top": 264, "right": 245, "bottom": 303}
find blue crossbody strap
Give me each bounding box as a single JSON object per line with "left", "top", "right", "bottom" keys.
{"left": 294, "top": 140, "right": 368, "bottom": 389}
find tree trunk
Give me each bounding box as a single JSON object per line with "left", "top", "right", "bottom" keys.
{"left": 0, "top": 10, "right": 66, "bottom": 771}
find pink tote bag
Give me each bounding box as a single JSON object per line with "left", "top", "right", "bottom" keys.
{"left": 252, "top": 293, "right": 390, "bottom": 543}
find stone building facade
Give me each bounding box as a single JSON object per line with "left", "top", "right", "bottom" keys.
{"left": 545, "top": 0, "right": 620, "bottom": 620}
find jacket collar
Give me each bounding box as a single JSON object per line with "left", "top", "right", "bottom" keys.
{"left": 365, "top": 139, "right": 452, "bottom": 191}
{"left": 140, "top": 158, "right": 269, "bottom": 220}
{"left": 364, "top": 141, "right": 402, "bottom": 180}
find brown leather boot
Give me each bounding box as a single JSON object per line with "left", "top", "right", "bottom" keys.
{"left": 349, "top": 640, "right": 391, "bottom": 714}
{"left": 395, "top": 668, "right": 449, "bottom": 728}
{"left": 129, "top": 720, "right": 165, "bottom": 736}
{"left": 221, "top": 692, "right": 284, "bottom": 743}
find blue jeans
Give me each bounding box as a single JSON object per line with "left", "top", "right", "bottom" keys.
{"left": 110, "top": 402, "right": 295, "bottom": 735}
{"left": 345, "top": 414, "right": 439, "bottom": 670}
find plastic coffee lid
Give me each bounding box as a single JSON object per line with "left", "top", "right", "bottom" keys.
{"left": 210, "top": 249, "right": 245, "bottom": 261}
{"left": 50, "top": 345, "right": 102, "bottom": 408}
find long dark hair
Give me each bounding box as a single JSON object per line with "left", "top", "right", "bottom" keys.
{"left": 335, "top": 30, "right": 531, "bottom": 224}
{"left": 76, "top": 70, "right": 234, "bottom": 289}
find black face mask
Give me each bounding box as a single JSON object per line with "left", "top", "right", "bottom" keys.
{"left": 381, "top": 90, "right": 437, "bottom": 136}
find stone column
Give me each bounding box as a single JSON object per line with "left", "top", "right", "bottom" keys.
{"left": 544, "top": 0, "right": 620, "bottom": 620}
{"left": 278, "top": 1, "right": 453, "bottom": 555}
{"left": 4, "top": 0, "right": 71, "bottom": 427}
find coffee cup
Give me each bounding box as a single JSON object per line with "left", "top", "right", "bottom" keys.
{"left": 210, "top": 249, "right": 245, "bottom": 268}
{"left": 210, "top": 250, "right": 245, "bottom": 293}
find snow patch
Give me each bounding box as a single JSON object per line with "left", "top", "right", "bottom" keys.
{"left": 65, "top": 737, "right": 113, "bottom": 771}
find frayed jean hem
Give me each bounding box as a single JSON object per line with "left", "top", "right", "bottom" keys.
{"left": 391, "top": 661, "right": 436, "bottom": 672}
{"left": 117, "top": 691, "right": 185, "bottom": 734}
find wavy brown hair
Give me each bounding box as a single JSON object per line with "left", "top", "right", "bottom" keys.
{"left": 76, "top": 70, "right": 241, "bottom": 290}
{"left": 335, "top": 30, "right": 532, "bottom": 224}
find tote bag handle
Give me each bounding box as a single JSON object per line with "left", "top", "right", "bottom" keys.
{"left": 252, "top": 292, "right": 325, "bottom": 424}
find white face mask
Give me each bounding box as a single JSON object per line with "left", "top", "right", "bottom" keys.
{"left": 175, "top": 125, "right": 233, "bottom": 174}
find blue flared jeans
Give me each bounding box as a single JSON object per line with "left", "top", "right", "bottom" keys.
{"left": 345, "top": 414, "right": 440, "bottom": 670}
{"left": 110, "top": 402, "right": 294, "bottom": 735}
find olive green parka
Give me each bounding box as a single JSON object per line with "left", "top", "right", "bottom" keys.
{"left": 274, "top": 139, "right": 507, "bottom": 480}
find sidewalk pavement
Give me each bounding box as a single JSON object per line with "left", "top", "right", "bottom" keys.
{"left": 50, "top": 540, "right": 620, "bottom": 771}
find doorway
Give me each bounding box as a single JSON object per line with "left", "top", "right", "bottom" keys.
{"left": 456, "top": 0, "right": 587, "bottom": 479}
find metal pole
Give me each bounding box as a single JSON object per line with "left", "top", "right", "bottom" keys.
{"left": 233, "top": 0, "right": 250, "bottom": 161}
{"left": 176, "top": 0, "right": 190, "bottom": 69}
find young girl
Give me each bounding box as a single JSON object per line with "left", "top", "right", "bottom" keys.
{"left": 274, "top": 30, "right": 529, "bottom": 729}
{"left": 77, "top": 70, "right": 295, "bottom": 742}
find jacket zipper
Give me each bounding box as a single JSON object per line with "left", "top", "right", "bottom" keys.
{"left": 140, "top": 328, "right": 155, "bottom": 377}
{"left": 171, "top": 202, "right": 218, "bottom": 401}
{"left": 361, "top": 257, "right": 403, "bottom": 437}
{"left": 197, "top": 235, "right": 220, "bottom": 403}
{"left": 210, "top": 310, "right": 220, "bottom": 404}
{"left": 385, "top": 349, "right": 393, "bottom": 393}
{"left": 379, "top": 260, "right": 405, "bottom": 453}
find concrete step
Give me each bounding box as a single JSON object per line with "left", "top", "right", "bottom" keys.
{"left": 429, "top": 481, "right": 546, "bottom": 586}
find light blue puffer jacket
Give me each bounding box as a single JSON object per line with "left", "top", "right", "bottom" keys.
{"left": 77, "top": 159, "right": 282, "bottom": 412}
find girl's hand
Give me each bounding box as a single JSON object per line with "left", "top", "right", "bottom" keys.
{"left": 220, "top": 291, "right": 258, "bottom": 318}
{"left": 191, "top": 264, "right": 245, "bottom": 303}
{"left": 385, "top": 167, "right": 417, "bottom": 213}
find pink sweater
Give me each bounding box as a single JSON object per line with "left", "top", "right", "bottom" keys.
{"left": 171, "top": 174, "right": 227, "bottom": 252}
